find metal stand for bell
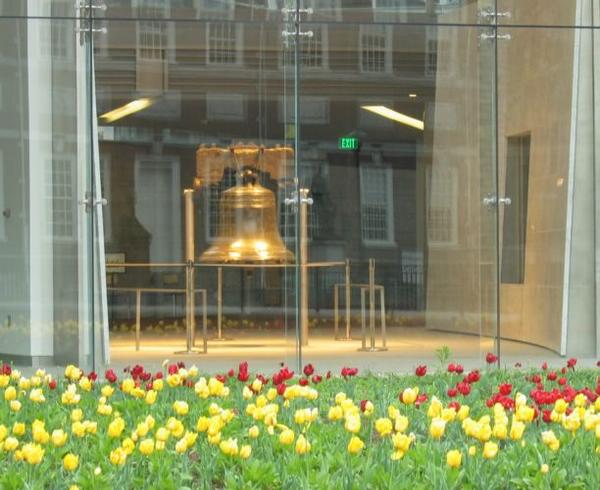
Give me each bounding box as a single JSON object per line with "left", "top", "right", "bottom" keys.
{"left": 358, "top": 258, "right": 387, "bottom": 352}
{"left": 334, "top": 259, "right": 357, "bottom": 341}
{"left": 212, "top": 266, "right": 233, "bottom": 341}
{"left": 175, "top": 189, "right": 207, "bottom": 355}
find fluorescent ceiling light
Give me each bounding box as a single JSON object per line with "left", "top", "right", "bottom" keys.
{"left": 100, "top": 98, "right": 154, "bottom": 123}
{"left": 361, "top": 105, "right": 424, "bottom": 131}
{"left": 409, "top": 93, "right": 418, "bottom": 98}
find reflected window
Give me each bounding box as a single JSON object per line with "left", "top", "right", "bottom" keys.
{"left": 425, "top": 26, "right": 437, "bottom": 78}
{"left": 46, "top": 158, "right": 75, "bottom": 240}
{"left": 136, "top": 1, "right": 168, "bottom": 61}
{"left": 279, "top": 96, "right": 329, "bottom": 125}
{"left": 279, "top": 162, "right": 321, "bottom": 240}
{"left": 359, "top": 25, "right": 392, "bottom": 73}
{"left": 501, "top": 134, "right": 531, "bottom": 284}
{"left": 282, "top": 25, "right": 328, "bottom": 69}
{"left": 427, "top": 165, "right": 458, "bottom": 246}
{"left": 207, "top": 22, "right": 242, "bottom": 65}
{"left": 360, "top": 166, "right": 394, "bottom": 244}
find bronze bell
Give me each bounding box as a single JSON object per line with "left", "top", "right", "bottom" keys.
{"left": 199, "top": 178, "right": 295, "bottom": 264}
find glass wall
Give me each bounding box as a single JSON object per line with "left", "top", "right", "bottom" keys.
{"left": 1, "top": 1, "right": 599, "bottom": 372}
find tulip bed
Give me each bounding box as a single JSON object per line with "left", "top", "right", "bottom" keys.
{"left": 0, "top": 358, "right": 599, "bottom": 490}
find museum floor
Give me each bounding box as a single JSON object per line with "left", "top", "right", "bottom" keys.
{"left": 108, "top": 325, "right": 586, "bottom": 374}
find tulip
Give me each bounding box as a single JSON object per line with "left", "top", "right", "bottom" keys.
{"left": 240, "top": 444, "right": 252, "bottom": 459}
{"left": 9, "top": 400, "right": 21, "bottom": 412}
{"left": 4, "top": 386, "right": 16, "bottom": 401}
{"left": 63, "top": 453, "right": 79, "bottom": 471}
{"left": 295, "top": 435, "right": 311, "bottom": 455}
{"left": 347, "top": 436, "right": 364, "bottom": 454}
{"left": 173, "top": 400, "right": 189, "bottom": 416}
{"left": 22, "top": 443, "right": 44, "bottom": 465}
{"left": 446, "top": 450, "right": 462, "bottom": 468}
{"left": 429, "top": 418, "right": 446, "bottom": 439}
{"left": 51, "top": 429, "right": 68, "bottom": 447}
{"left": 375, "top": 418, "right": 393, "bottom": 437}
{"left": 12, "top": 423, "right": 25, "bottom": 436}
{"left": 248, "top": 425, "right": 260, "bottom": 438}
{"left": 401, "top": 387, "right": 419, "bottom": 405}
{"left": 139, "top": 438, "right": 154, "bottom": 456}
{"left": 109, "top": 447, "right": 127, "bottom": 466}
{"left": 279, "top": 429, "right": 295, "bottom": 445}
{"left": 482, "top": 441, "right": 498, "bottom": 459}
{"left": 3, "top": 437, "right": 19, "bottom": 451}
{"left": 344, "top": 414, "right": 361, "bottom": 433}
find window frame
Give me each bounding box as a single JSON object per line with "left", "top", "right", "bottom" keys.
{"left": 359, "top": 165, "right": 395, "bottom": 246}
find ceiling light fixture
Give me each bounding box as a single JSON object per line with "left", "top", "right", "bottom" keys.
{"left": 100, "top": 97, "right": 154, "bottom": 123}
{"left": 361, "top": 105, "right": 424, "bottom": 131}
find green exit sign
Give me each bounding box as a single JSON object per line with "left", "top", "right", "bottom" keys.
{"left": 338, "top": 137, "right": 360, "bottom": 150}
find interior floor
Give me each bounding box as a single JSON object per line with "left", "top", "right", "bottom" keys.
{"left": 108, "top": 325, "right": 579, "bottom": 375}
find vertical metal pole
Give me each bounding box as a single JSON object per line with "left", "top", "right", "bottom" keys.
{"left": 299, "top": 188, "right": 310, "bottom": 346}
{"left": 202, "top": 289, "right": 208, "bottom": 353}
{"left": 175, "top": 189, "right": 201, "bottom": 354}
{"left": 369, "top": 258, "right": 376, "bottom": 350}
{"left": 334, "top": 285, "right": 339, "bottom": 339}
{"left": 360, "top": 288, "right": 366, "bottom": 350}
{"left": 345, "top": 258, "right": 351, "bottom": 340}
{"left": 135, "top": 289, "right": 141, "bottom": 351}
{"left": 217, "top": 266, "right": 223, "bottom": 339}
{"left": 380, "top": 287, "right": 387, "bottom": 349}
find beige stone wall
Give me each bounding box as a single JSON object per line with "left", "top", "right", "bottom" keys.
{"left": 426, "top": 3, "right": 577, "bottom": 354}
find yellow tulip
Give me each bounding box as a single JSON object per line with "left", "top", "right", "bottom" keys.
{"left": 347, "top": 436, "right": 365, "bottom": 454}
{"left": 446, "top": 450, "right": 462, "bottom": 468}
{"left": 492, "top": 424, "right": 507, "bottom": 440}
{"left": 139, "top": 438, "right": 154, "bottom": 456}
{"left": 21, "top": 443, "right": 44, "bottom": 465}
{"left": 375, "top": 418, "right": 393, "bottom": 437}
{"left": 468, "top": 445, "right": 476, "bottom": 456}
{"left": 219, "top": 437, "right": 239, "bottom": 456}
{"left": 240, "top": 444, "right": 252, "bottom": 459}
{"left": 63, "top": 453, "right": 79, "bottom": 471}
{"left": 344, "top": 413, "right": 361, "bottom": 433}
{"left": 173, "top": 400, "right": 189, "bottom": 416}
{"left": 279, "top": 429, "right": 295, "bottom": 445}
{"left": 4, "top": 386, "right": 16, "bottom": 401}
{"left": 429, "top": 417, "right": 446, "bottom": 439}
{"left": 541, "top": 463, "right": 549, "bottom": 474}
{"left": 109, "top": 447, "right": 127, "bottom": 466}
{"left": 510, "top": 420, "right": 525, "bottom": 441}
{"left": 29, "top": 388, "right": 45, "bottom": 403}
{"left": 554, "top": 399, "right": 568, "bottom": 414}
{"left": 12, "top": 423, "right": 25, "bottom": 436}
{"left": 0, "top": 425, "right": 7, "bottom": 442}
{"left": 401, "top": 387, "right": 418, "bottom": 405}
{"left": 295, "top": 434, "right": 311, "bottom": 455}
{"left": 51, "top": 429, "right": 68, "bottom": 447}
{"left": 248, "top": 425, "right": 260, "bottom": 438}
{"left": 328, "top": 406, "right": 343, "bottom": 421}
{"left": 9, "top": 400, "right": 21, "bottom": 412}
{"left": 3, "top": 437, "right": 19, "bottom": 451}
{"left": 483, "top": 441, "right": 498, "bottom": 459}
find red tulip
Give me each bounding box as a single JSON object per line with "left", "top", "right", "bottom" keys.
{"left": 299, "top": 378, "right": 309, "bottom": 386}
{"left": 532, "top": 374, "right": 541, "bottom": 383}
{"left": 303, "top": 364, "right": 314, "bottom": 376}
{"left": 448, "top": 401, "right": 461, "bottom": 411}
{"left": 558, "top": 377, "right": 567, "bottom": 386}
{"left": 542, "top": 409, "right": 552, "bottom": 423}
{"left": 276, "top": 383, "right": 287, "bottom": 396}
{"left": 146, "top": 382, "right": 153, "bottom": 391}
{"left": 498, "top": 383, "right": 512, "bottom": 396}
{"left": 541, "top": 362, "right": 548, "bottom": 370}
{"left": 455, "top": 365, "right": 464, "bottom": 374}
{"left": 485, "top": 352, "right": 498, "bottom": 364}
{"left": 466, "top": 370, "right": 481, "bottom": 384}
{"left": 415, "top": 365, "right": 427, "bottom": 377}
{"left": 567, "top": 358, "right": 577, "bottom": 369}
{"left": 447, "top": 363, "right": 456, "bottom": 373}
{"left": 48, "top": 380, "right": 57, "bottom": 390}
{"left": 547, "top": 372, "right": 557, "bottom": 381}
{"left": 456, "top": 382, "right": 471, "bottom": 396}
{"left": 216, "top": 374, "right": 227, "bottom": 383}
{"left": 326, "top": 371, "right": 332, "bottom": 379}
{"left": 1, "top": 363, "right": 11, "bottom": 376}
{"left": 105, "top": 369, "right": 117, "bottom": 384}
{"left": 228, "top": 369, "right": 235, "bottom": 377}
{"left": 360, "top": 400, "right": 370, "bottom": 412}
{"left": 415, "top": 394, "right": 428, "bottom": 407}
{"left": 447, "top": 388, "right": 458, "bottom": 398}
{"left": 168, "top": 364, "right": 179, "bottom": 375}
{"left": 311, "top": 375, "right": 322, "bottom": 384}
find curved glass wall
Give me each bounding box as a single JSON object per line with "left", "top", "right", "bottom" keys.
{"left": 0, "top": 1, "right": 599, "bottom": 372}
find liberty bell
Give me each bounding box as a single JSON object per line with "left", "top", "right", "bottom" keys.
{"left": 196, "top": 144, "right": 295, "bottom": 264}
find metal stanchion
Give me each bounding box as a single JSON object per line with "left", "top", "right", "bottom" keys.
{"left": 175, "top": 189, "right": 205, "bottom": 354}
{"left": 358, "top": 259, "right": 387, "bottom": 352}
{"left": 299, "top": 188, "right": 312, "bottom": 347}
{"left": 212, "top": 266, "right": 232, "bottom": 341}
{"left": 135, "top": 289, "right": 141, "bottom": 351}
{"left": 360, "top": 288, "right": 366, "bottom": 350}
{"left": 345, "top": 258, "right": 351, "bottom": 339}
{"left": 334, "top": 284, "right": 339, "bottom": 339}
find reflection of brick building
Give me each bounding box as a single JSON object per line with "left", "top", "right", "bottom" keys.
{"left": 96, "top": 1, "right": 439, "bottom": 314}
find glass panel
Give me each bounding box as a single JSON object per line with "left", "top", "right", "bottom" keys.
{"left": 303, "top": 0, "right": 495, "bottom": 25}
{"left": 498, "top": 25, "right": 598, "bottom": 365}
{"left": 95, "top": 12, "right": 298, "bottom": 373}
{"left": 0, "top": 0, "right": 91, "bottom": 18}
{"left": 99, "top": 0, "right": 288, "bottom": 22}
{"left": 498, "top": 1, "right": 590, "bottom": 27}
{"left": 297, "top": 19, "right": 497, "bottom": 372}
{"left": 0, "top": 17, "right": 96, "bottom": 369}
